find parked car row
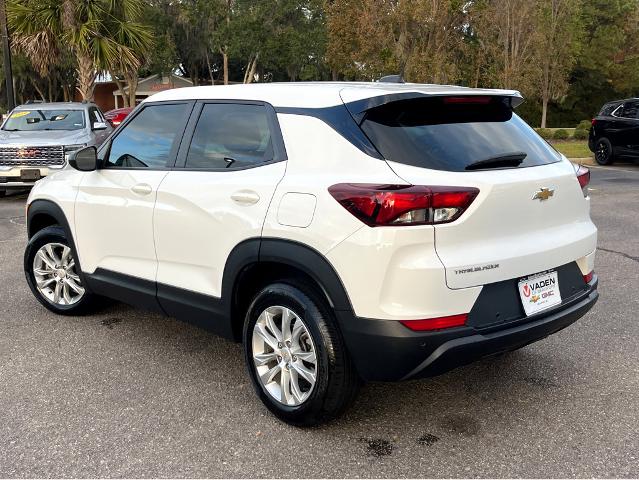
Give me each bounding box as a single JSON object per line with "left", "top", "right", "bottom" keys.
{"left": 589, "top": 97, "right": 639, "bottom": 165}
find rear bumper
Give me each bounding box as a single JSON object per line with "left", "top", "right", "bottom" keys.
{"left": 338, "top": 277, "right": 598, "bottom": 382}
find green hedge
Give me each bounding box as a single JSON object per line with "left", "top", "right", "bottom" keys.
{"left": 576, "top": 120, "right": 591, "bottom": 131}
{"left": 573, "top": 128, "right": 589, "bottom": 140}
{"left": 536, "top": 128, "right": 553, "bottom": 140}
{"left": 553, "top": 129, "right": 570, "bottom": 140}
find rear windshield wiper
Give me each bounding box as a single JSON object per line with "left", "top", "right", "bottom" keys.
{"left": 465, "top": 152, "right": 527, "bottom": 170}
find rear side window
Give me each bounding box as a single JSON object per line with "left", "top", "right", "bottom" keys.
{"left": 600, "top": 102, "right": 621, "bottom": 116}
{"left": 185, "top": 103, "right": 273, "bottom": 169}
{"left": 105, "top": 103, "right": 188, "bottom": 169}
{"left": 621, "top": 101, "right": 639, "bottom": 119}
{"left": 359, "top": 97, "right": 561, "bottom": 172}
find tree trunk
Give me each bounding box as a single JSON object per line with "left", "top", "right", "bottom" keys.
{"left": 125, "top": 71, "right": 138, "bottom": 107}
{"left": 220, "top": 47, "right": 229, "bottom": 85}
{"left": 244, "top": 52, "right": 259, "bottom": 84}
{"left": 205, "top": 50, "right": 214, "bottom": 85}
{"left": 541, "top": 96, "right": 548, "bottom": 129}
{"left": 113, "top": 76, "right": 128, "bottom": 108}
{"left": 76, "top": 51, "right": 96, "bottom": 101}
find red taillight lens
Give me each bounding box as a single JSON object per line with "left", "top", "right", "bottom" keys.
{"left": 399, "top": 314, "right": 468, "bottom": 331}
{"left": 328, "top": 184, "right": 479, "bottom": 227}
{"left": 591, "top": 118, "right": 597, "bottom": 126}
{"left": 576, "top": 165, "right": 590, "bottom": 196}
{"left": 583, "top": 271, "right": 594, "bottom": 284}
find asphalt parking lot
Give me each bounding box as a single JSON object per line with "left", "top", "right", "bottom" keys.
{"left": 1, "top": 165, "right": 638, "bottom": 478}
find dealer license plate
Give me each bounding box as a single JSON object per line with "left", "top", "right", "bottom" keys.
{"left": 518, "top": 270, "right": 562, "bottom": 316}
{"left": 20, "top": 169, "right": 41, "bottom": 181}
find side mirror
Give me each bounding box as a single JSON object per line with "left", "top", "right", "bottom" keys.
{"left": 92, "top": 121, "right": 108, "bottom": 130}
{"left": 68, "top": 146, "right": 98, "bottom": 172}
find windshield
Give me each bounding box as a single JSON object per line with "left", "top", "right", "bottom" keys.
{"left": 360, "top": 96, "right": 561, "bottom": 172}
{"left": 3, "top": 109, "right": 86, "bottom": 131}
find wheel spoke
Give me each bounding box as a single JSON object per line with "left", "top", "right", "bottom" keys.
{"left": 255, "top": 323, "right": 279, "bottom": 350}
{"left": 264, "top": 310, "right": 282, "bottom": 342}
{"left": 289, "top": 370, "right": 304, "bottom": 404}
{"left": 53, "top": 281, "right": 62, "bottom": 304}
{"left": 292, "top": 349, "right": 316, "bottom": 365}
{"left": 60, "top": 246, "right": 71, "bottom": 265}
{"left": 281, "top": 308, "right": 293, "bottom": 342}
{"left": 34, "top": 267, "right": 53, "bottom": 276}
{"left": 254, "top": 352, "right": 277, "bottom": 366}
{"left": 65, "top": 277, "right": 85, "bottom": 295}
{"left": 62, "top": 281, "right": 72, "bottom": 304}
{"left": 291, "top": 320, "right": 304, "bottom": 345}
{"left": 37, "top": 250, "right": 56, "bottom": 270}
{"left": 291, "top": 361, "right": 316, "bottom": 384}
{"left": 260, "top": 363, "right": 280, "bottom": 384}
{"left": 280, "top": 366, "right": 292, "bottom": 404}
{"left": 36, "top": 277, "right": 56, "bottom": 289}
{"left": 45, "top": 244, "right": 60, "bottom": 265}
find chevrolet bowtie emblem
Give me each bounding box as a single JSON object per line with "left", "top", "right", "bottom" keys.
{"left": 533, "top": 187, "right": 555, "bottom": 201}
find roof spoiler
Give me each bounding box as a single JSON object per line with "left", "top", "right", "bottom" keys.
{"left": 344, "top": 91, "right": 525, "bottom": 124}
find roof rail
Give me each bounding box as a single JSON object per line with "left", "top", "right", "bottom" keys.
{"left": 378, "top": 75, "right": 405, "bottom": 84}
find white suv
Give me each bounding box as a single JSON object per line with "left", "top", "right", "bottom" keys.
{"left": 23, "top": 82, "right": 598, "bottom": 425}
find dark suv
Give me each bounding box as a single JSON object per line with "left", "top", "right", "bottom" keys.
{"left": 589, "top": 98, "right": 639, "bottom": 165}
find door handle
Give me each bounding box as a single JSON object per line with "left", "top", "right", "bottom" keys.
{"left": 130, "top": 183, "right": 153, "bottom": 195}
{"left": 231, "top": 190, "right": 260, "bottom": 205}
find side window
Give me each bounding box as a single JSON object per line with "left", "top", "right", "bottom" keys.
{"left": 185, "top": 103, "right": 273, "bottom": 169}
{"left": 88, "top": 107, "right": 101, "bottom": 125}
{"left": 622, "top": 102, "right": 639, "bottom": 119}
{"left": 105, "top": 103, "right": 188, "bottom": 169}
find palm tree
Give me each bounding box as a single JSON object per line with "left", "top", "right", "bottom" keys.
{"left": 8, "top": 0, "right": 153, "bottom": 101}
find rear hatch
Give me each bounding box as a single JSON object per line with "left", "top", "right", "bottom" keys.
{"left": 351, "top": 93, "right": 597, "bottom": 289}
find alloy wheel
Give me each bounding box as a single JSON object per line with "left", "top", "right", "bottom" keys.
{"left": 596, "top": 141, "right": 610, "bottom": 164}
{"left": 252, "top": 305, "right": 317, "bottom": 406}
{"left": 32, "top": 242, "right": 85, "bottom": 306}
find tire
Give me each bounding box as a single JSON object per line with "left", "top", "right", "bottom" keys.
{"left": 594, "top": 137, "right": 614, "bottom": 165}
{"left": 24, "top": 225, "right": 96, "bottom": 315}
{"left": 243, "top": 282, "right": 360, "bottom": 426}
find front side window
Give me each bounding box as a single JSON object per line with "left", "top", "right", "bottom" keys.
{"left": 105, "top": 103, "right": 188, "bottom": 168}
{"left": 2, "top": 109, "right": 85, "bottom": 131}
{"left": 185, "top": 103, "right": 273, "bottom": 169}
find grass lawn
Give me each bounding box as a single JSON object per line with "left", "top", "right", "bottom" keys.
{"left": 550, "top": 140, "right": 592, "bottom": 159}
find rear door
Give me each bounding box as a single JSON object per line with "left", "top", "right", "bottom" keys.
{"left": 356, "top": 95, "right": 597, "bottom": 288}
{"left": 153, "top": 101, "right": 287, "bottom": 301}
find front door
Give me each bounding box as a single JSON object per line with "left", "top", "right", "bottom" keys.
{"left": 74, "top": 102, "right": 193, "bottom": 281}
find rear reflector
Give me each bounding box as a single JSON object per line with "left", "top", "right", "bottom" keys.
{"left": 399, "top": 314, "right": 468, "bottom": 331}
{"left": 583, "top": 271, "right": 594, "bottom": 284}
{"left": 328, "top": 184, "right": 479, "bottom": 227}
{"left": 576, "top": 165, "right": 590, "bottom": 196}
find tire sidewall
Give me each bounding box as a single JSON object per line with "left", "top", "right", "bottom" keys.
{"left": 24, "top": 226, "right": 92, "bottom": 315}
{"left": 243, "top": 283, "right": 333, "bottom": 423}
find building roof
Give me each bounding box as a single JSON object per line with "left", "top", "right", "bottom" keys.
{"left": 114, "top": 73, "right": 194, "bottom": 96}
{"left": 144, "top": 81, "right": 523, "bottom": 109}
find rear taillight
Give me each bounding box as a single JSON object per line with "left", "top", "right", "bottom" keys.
{"left": 399, "top": 314, "right": 468, "bottom": 331}
{"left": 583, "top": 271, "right": 594, "bottom": 284}
{"left": 328, "top": 184, "right": 479, "bottom": 227}
{"left": 576, "top": 165, "right": 590, "bottom": 197}
{"left": 591, "top": 118, "right": 597, "bottom": 126}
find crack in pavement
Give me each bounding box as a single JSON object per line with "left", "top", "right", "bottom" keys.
{"left": 597, "top": 247, "right": 639, "bottom": 263}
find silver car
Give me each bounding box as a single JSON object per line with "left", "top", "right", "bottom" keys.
{"left": 0, "top": 102, "right": 113, "bottom": 196}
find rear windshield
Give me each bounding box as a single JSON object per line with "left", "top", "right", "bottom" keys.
{"left": 359, "top": 97, "right": 561, "bottom": 172}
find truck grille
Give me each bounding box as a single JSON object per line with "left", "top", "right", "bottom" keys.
{"left": 0, "top": 146, "right": 65, "bottom": 167}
